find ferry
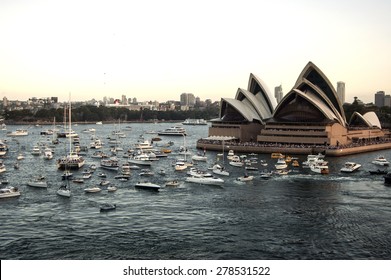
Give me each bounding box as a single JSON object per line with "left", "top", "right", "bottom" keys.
{"left": 158, "top": 126, "right": 187, "bottom": 136}
{"left": 7, "top": 129, "right": 28, "bottom": 137}
{"left": 182, "top": 118, "right": 208, "bottom": 125}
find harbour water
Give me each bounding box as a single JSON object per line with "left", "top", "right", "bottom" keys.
{"left": 1, "top": 123, "right": 391, "bottom": 260}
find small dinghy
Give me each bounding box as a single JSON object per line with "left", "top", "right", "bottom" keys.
{"left": 100, "top": 203, "right": 116, "bottom": 212}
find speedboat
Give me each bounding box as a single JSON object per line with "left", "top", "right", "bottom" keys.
{"left": 236, "top": 174, "right": 254, "bottom": 182}
{"left": 185, "top": 176, "right": 224, "bottom": 186}
{"left": 135, "top": 181, "right": 161, "bottom": 191}
{"left": 372, "top": 156, "right": 390, "bottom": 166}
{"left": 340, "top": 162, "right": 361, "bottom": 173}
{"left": 0, "top": 186, "right": 21, "bottom": 198}
{"left": 310, "top": 162, "right": 329, "bottom": 174}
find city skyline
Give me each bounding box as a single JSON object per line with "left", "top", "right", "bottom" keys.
{"left": 1, "top": 0, "right": 391, "bottom": 103}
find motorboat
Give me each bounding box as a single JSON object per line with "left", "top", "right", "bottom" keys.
{"left": 99, "top": 179, "right": 110, "bottom": 186}
{"left": 135, "top": 181, "right": 161, "bottom": 191}
{"left": 16, "top": 153, "right": 25, "bottom": 160}
{"left": 275, "top": 157, "right": 288, "bottom": 170}
{"left": 89, "top": 138, "right": 103, "bottom": 149}
{"left": 31, "top": 145, "right": 41, "bottom": 156}
{"left": 174, "top": 161, "right": 188, "bottom": 171}
{"left": 72, "top": 177, "right": 85, "bottom": 184}
{"left": 260, "top": 171, "right": 273, "bottom": 179}
{"left": 91, "top": 151, "right": 109, "bottom": 159}
{"left": 185, "top": 176, "right": 224, "bottom": 186}
{"left": 236, "top": 174, "right": 254, "bottom": 182}
{"left": 134, "top": 140, "right": 154, "bottom": 150}
{"left": 310, "top": 162, "right": 329, "bottom": 174}
{"left": 340, "top": 162, "right": 361, "bottom": 173}
{"left": 27, "top": 176, "right": 48, "bottom": 188}
{"left": 158, "top": 126, "right": 187, "bottom": 136}
{"left": 369, "top": 169, "right": 388, "bottom": 175}
{"left": 0, "top": 186, "right": 21, "bottom": 198}
{"left": 0, "top": 160, "right": 6, "bottom": 173}
{"left": 271, "top": 153, "right": 284, "bottom": 159}
{"left": 187, "top": 167, "right": 212, "bottom": 178}
{"left": 100, "top": 203, "right": 116, "bottom": 212}
{"left": 128, "top": 154, "right": 153, "bottom": 166}
{"left": 292, "top": 160, "right": 300, "bottom": 167}
{"left": 372, "top": 156, "right": 390, "bottom": 166}
{"left": 384, "top": 172, "right": 391, "bottom": 184}
{"left": 84, "top": 186, "right": 102, "bottom": 193}
{"left": 229, "top": 155, "right": 244, "bottom": 167}
{"left": 191, "top": 153, "right": 208, "bottom": 162}
{"left": 107, "top": 185, "right": 118, "bottom": 192}
{"left": 139, "top": 169, "right": 154, "bottom": 176}
{"left": 227, "top": 150, "right": 235, "bottom": 160}
{"left": 212, "top": 164, "right": 230, "bottom": 176}
{"left": 43, "top": 147, "right": 53, "bottom": 160}
{"left": 165, "top": 180, "right": 180, "bottom": 187}
{"left": 100, "top": 157, "right": 120, "bottom": 171}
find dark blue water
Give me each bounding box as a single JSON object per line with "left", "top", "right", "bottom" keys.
{"left": 1, "top": 123, "right": 391, "bottom": 260}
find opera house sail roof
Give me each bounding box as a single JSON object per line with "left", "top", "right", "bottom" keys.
{"left": 213, "top": 73, "right": 275, "bottom": 124}
{"left": 273, "top": 62, "right": 346, "bottom": 126}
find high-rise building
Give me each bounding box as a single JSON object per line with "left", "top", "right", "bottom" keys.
{"left": 121, "top": 94, "right": 127, "bottom": 105}
{"left": 375, "top": 91, "right": 385, "bottom": 107}
{"left": 337, "top": 81, "right": 345, "bottom": 104}
{"left": 384, "top": 95, "right": 391, "bottom": 107}
{"left": 180, "top": 93, "right": 188, "bottom": 106}
{"left": 180, "top": 93, "right": 196, "bottom": 106}
{"left": 2, "top": 96, "right": 8, "bottom": 107}
{"left": 274, "top": 85, "right": 283, "bottom": 104}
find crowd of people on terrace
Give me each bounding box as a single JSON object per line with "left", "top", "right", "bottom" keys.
{"left": 197, "top": 137, "right": 391, "bottom": 150}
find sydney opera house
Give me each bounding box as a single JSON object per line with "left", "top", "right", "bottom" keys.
{"left": 198, "top": 62, "right": 391, "bottom": 156}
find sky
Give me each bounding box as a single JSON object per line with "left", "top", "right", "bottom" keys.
{"left": 0, "top": 0, "right": 390, "bottom": 103}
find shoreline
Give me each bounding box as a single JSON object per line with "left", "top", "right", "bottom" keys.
{"left": 196, "top": 140, "right": 391, "bottom": 157}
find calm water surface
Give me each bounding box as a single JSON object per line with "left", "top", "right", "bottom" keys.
{"left": 1, "top": 123, "right": 391, "bottom": 259}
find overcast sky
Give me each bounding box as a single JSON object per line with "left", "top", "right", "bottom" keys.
{"left": 1, "top": 0, "right": 390, "bottom": 103}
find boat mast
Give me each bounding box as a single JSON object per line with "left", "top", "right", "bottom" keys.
{"left": 68, "top": 94, "right": 72, "bottom": 155}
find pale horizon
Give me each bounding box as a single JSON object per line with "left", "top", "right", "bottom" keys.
{"left": 1, "top": 0, "right": 390, "bottom": 104}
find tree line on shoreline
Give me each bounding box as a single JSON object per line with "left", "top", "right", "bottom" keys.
{"left": 3, "top": 101, "right": 391, "bottom": 128}
{"left": 2, "top": 104, "right": 220, "bottom": 124}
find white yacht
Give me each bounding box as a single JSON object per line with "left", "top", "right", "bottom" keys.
{"left": 212, "top": 164, "right": 230, "bottom": 176}
{"left": 158, "top": 126, "right": 187, "bottom": 136}
{"left": 27, "top": 176, "right": 48, "bottom": 188}
{"left": 372, "top": 156, "right": 390, "bottom": 166}
{"left": 31, "top": 145, "right": 41, "bottom": 156}
{"left": 275, "top": 157, "right": 288, "bottom": 170}
{"left": 340, "top": 162, "right": 361, "bottom": 173}
{"left": 100, "top": 157, "right": 120, "bottom": 171}
{"left": 185, "top": 176, "right": 224, "bottom": 186}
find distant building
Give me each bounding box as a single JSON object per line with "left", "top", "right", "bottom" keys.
{"left": 274, "top": 85, "right": 283, "bottom": 104}
{"left": 121, "top": 95, "right": 127, "bottom": 105}
{"left": 375, "top": 91, "right": 385, "bottom": 107}
{"left": 3, "top": 97, "right": 8, "bottom": 107}
{"left": 337, "top": 81, "right": 345, "bottom": 104}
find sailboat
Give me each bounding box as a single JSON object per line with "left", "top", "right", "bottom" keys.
{"left": 212, "top": 139, "right": 230, "bottom": 176}
{"left": 56, "top": 98, "right": 85, "bottom": 170}
{"left": 57, "top": 179, "right": 71, "bottom": 197}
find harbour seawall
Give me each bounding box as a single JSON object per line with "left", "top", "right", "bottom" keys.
{"left": 196, "top": 140, "right": 391, "bottom": 157}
